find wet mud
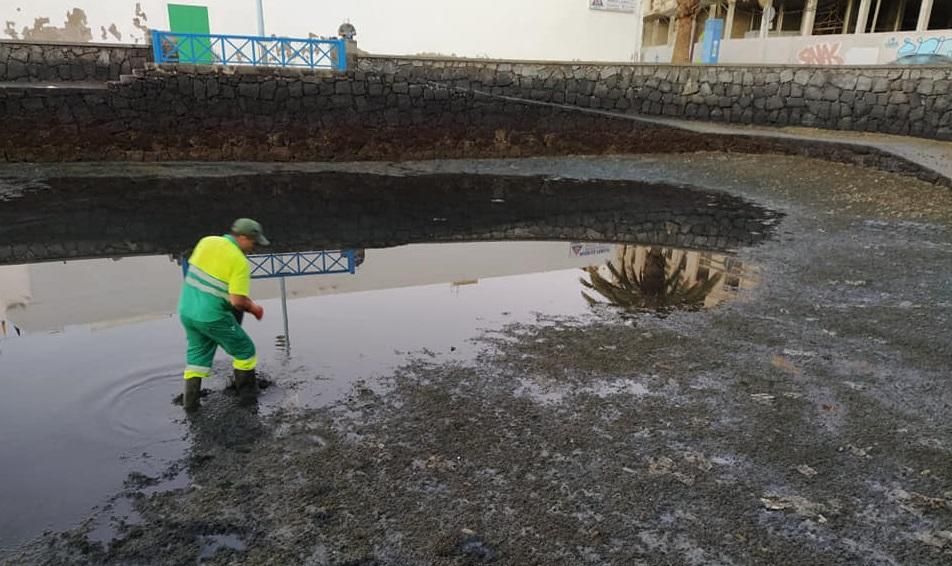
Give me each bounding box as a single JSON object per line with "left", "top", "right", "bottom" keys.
{"left": 2, "top": 153, "right": 952, "bottom": 564}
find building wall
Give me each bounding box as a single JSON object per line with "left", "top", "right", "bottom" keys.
{"left": 723, "top": 29, "right": 952, "bottom": 65}
{"left": 643, "top": 25, "right": 952, "bottom": 65}
{"left": 2, "top": 242, "right": 615, "bottom": 333}
{"left": 1, "top": 0, "right": 644, "bottom": 62}
{"left": 643, "top": 28, "right": 952, "bottom": 65}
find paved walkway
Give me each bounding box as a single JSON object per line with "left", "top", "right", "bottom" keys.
{"left": 457, "top": 85, "right": 952, "bottom": 184}
{"left": 643, "top": 116, "right": 952, "bottom": 182}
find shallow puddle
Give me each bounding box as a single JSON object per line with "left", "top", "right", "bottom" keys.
{"left": 0, "top": 239, "right": 758, "bottom": 549}
{"left": 0, "top": 169, "right": 777, "bottom": 552}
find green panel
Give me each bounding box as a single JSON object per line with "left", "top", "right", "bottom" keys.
{"left": 168, "top": 4, "right": 212, "bottom": 64}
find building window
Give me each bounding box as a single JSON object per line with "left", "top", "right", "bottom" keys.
{"left": 868, "top": 0, "right": 922, "bottom": 33}
{"left": 812, "top": 0, "right": 848, "bottom": 35}
{"left": 930, "top": 2, "right": 952, "bottom": 31}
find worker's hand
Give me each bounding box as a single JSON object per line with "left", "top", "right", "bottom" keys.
{"left": 249, "top": 304, "right": 264, "bottom": 321}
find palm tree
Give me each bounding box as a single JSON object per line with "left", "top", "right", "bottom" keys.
{"left": 671, "top": 0, "right": 701, "bottom": 64}
{"left": 580, "top": 246, "right": 722, "bottom": 313}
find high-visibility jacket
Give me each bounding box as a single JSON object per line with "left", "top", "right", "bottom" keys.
{"left": 178, "top": 235, "right": 251, "bottom": 322}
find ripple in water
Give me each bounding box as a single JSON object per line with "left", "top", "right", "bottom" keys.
{"left": 79, "top": 365, "right": 184, "bottom": 449}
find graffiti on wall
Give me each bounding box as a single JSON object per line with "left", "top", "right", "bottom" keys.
{"left": 797, "top": 42, "right": 844, "bottom": 65}
{"left": 888, "top": 36, "right": 952, "bottom": 58}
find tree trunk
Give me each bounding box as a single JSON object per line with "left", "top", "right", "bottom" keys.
{"left": 671, "top": 0, "right": 700, "bottom": 64}
{"left": 640, "top": 248, "right": 668, "bottom": 301}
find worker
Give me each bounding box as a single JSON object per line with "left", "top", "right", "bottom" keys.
{"left": 178, "top": 218, "right": 269, "bottom": 411}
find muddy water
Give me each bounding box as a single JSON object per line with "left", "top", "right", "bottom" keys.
{"left": 0, "top": 239, "right": 755, "bottom": 550}
{"left": 0, "top": 168, "right": 774, "bottom": 553}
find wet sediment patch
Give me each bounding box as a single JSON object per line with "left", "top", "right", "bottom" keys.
{"left": 2, "top": 155, "right": 952, "bottom": 564}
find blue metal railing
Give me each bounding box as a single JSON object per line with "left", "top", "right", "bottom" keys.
{"left": 248, "top": 250, "right": 356, "bottom": 279}
{"left": 151, "top": 30, "right": 347, "bottom": 71}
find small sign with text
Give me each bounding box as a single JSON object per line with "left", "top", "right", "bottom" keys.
{"left": 589, "top": 0, "right": 637, "bottom": 13}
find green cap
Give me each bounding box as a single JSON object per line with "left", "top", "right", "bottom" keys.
{"left": 231, "top": 218, "right": 270, "bottom": 246}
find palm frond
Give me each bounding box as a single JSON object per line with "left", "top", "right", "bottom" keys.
{"left": 580, "top": 246, "right": 731, "bottom": 313}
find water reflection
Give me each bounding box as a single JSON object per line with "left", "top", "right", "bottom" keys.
{"left": 0, "top": 241, "right": 617, "bottom": 548}
{"left": 0, "top": 266, "right": 28, "bottom": 338}
{"left": 581, "top": 245, "right": 753, "bottom": 314}
{"left": 0, "top": 240, "right": 757, "bottom": 550}
{"left": 0, "top": 169, "right": 782, "bottom": 266}
{"left": 0, "top": 242, "right": 754, "bottom": 337}
{"left": 0, "top": 242, "right": 615, "bottom": 335}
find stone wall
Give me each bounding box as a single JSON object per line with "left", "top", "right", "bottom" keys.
{"left": 0, "top": 40, "right": 150, "bottom": 82}
{"left": 1, "top": 43, "right": 949, "bottom": 138}
{"left": 0, "top": 56, "right": 949, "bottom": 187}
{"left": 359, "top": 56, "right": 952, "bottom": 139}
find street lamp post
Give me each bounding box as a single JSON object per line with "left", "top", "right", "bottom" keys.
{"left": 255, "top": 0, "right": 266, "bottom": 36}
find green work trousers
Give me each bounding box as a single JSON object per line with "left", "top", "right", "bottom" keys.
{"left": 181, "top": 315, "right": 257, "bottom": 380}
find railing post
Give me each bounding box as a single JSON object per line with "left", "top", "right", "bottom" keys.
{"left": 151, "top": 30, "right": 164, "bottom": 63}
{"left": 347, "top": 250, "right": 356, "bottom": 273}
{"left": 280, "top": 276, "right": 290, "bottom": 353}
{"left": 336, "top": 39, "right": 347, "bottom": 72}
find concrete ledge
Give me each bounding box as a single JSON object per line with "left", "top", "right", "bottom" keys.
{"left": 643, "top": 117, "right": 952, "bottom": 186}
{"left": 0, "top": 81, "right": 108, "bottom": 92}
{"left": 147, "top": 63, "right": 340, "bottom": 79}
{"left": 360, "top": 53, "right": 952, "bottom": 70}
{"left": 0, "top": 39, "right": 149, "bottom": 49}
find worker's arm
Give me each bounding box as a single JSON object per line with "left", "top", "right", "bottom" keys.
{"left": 229, "top": 294, "right": 264, "bottom": 320}
{"left": 228, "top": 260, "right": 262, "bottom": 320}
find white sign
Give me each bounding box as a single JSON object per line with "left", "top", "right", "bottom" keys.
{"left": 570, "top": 243, "right": 613, "bottom": 257}
{"left": 589, "top": 0, "right": 637, "bottom": 13}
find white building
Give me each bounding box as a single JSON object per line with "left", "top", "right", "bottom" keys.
{"left": 642, "top": 0, "right": 952, "bottom": 64}
{"left": 3, "top": 1, "right": 948, "bottom": 65}
{"left": 2, "top": 0, "right": 644, "bottom": 62}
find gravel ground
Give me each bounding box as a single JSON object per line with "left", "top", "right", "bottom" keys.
{"left": 3, "top": 153, "right": 952, "bottom": 565}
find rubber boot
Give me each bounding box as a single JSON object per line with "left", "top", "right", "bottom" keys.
{"left": 233, "top": 368, "right": 259, "bottom": 400}
{"left": 183, "top": 377, "right": 202, "bottom": 412}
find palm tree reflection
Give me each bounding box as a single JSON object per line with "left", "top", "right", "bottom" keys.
{"left": 580, "top": 245, "right": 748, "bottom": 314}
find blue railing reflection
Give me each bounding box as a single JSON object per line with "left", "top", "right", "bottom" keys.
{"left": 248, "top": 250, "right": 357, "bottom": 279}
